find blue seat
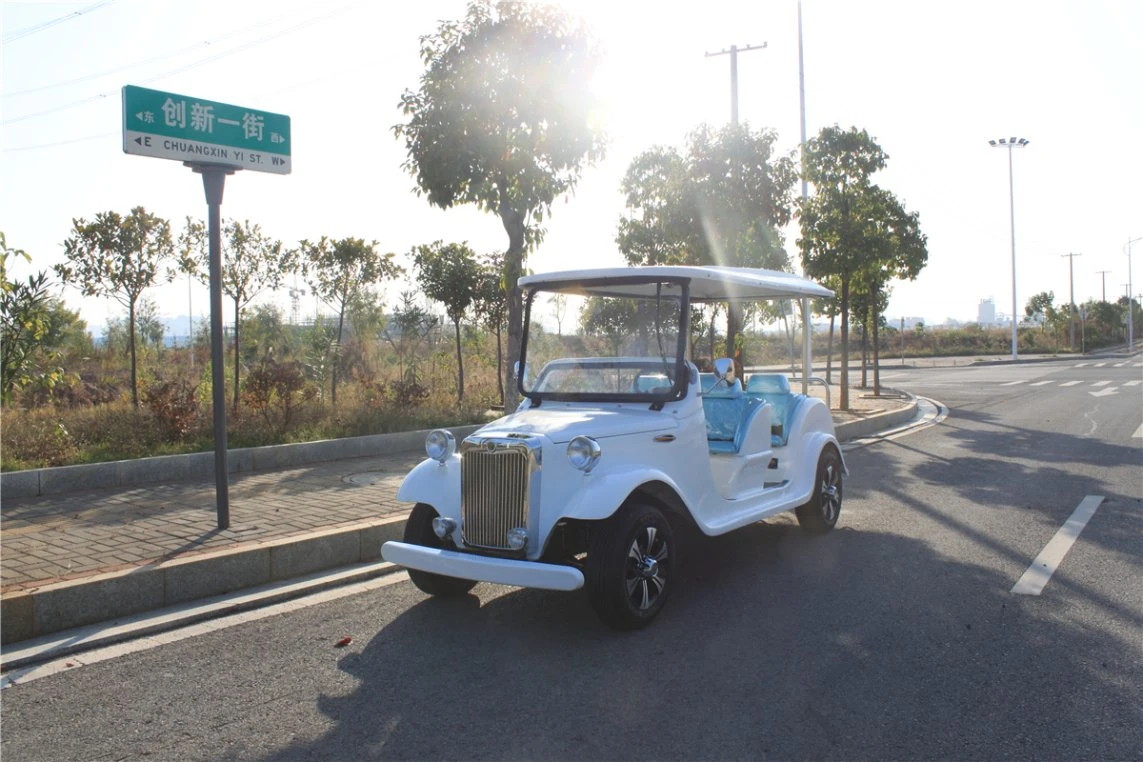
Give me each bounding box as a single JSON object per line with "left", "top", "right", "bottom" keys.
{"left": 745, "top": 373, "right": 801, "bottom": 447}
{"left": 702, "top": 383, "right": 766, "bottom": 455}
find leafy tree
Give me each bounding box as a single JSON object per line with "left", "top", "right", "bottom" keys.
{"left": 472, "top": 253, "right": 507, "bottom": 406}
{"left": 617, "top": 123, "right": 796, "bottom": 368}
{"left": 580, "top": 297, "right": 639, "bottom": 356}
{"left": 394, "top": 0, "right": 606, "bottom": 409}
{"left": 798, "top": 126, "right": 888, "bottom": 409}
{"left": 179, "top": 218, "right": 295, "bottom": 413}
{"left": 382, "top": 290, "right": 439, "bottom": 390}
{"left": 1024, "top": 291, "right": 1056, "bottom": 331}
{"left": 413, "top": 241, "right": 481, "bottom": 403}
{"left": 853, "top": 187, "right": 928, "bottom": 394}
{"left": 55, "top": 207, "right": 173, "bottom": 407}
{"left": 105, "top": 295, "right": 164, "bottom": 353}
{"left": 1, "top": 233, "right": 61, "bottom": 405}
{"left": 298, "top": 237, "right": 401, "bottom": 405}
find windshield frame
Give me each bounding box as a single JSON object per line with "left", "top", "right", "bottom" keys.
{"left": 517, "top": 275, "right": 691, "bottom": 405}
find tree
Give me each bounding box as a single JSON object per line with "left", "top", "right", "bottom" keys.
{"left": 394, "top": 0, "right": 606, "bottom": 410}
{"left": 472, "top": 253, "right": 507, "bottom": 406}
{"left": 298, "top": 237, "right": 401, "bottom": 405}
{"left": 1025, "top": 291, "right": 1056, "bottom": 332}
{"left": 853, "top": 187, "right": 928, "bottom": 395}
{"left": 798, "top": 126, "right": 888, "bottom": 409}
{"left": 413, "top": 241, "right": 481, "bottom": 403}
{"left": 56, "top": 207, "right": 173, "bottom": 407}
{"left": 1, "top": 233, "right": 61, "bottom": 406}
{"left": 179, "top": 218, "right": 295, "bottom": 412}
{"left": 617, "top": 123, "right": 796, "bottom": 369}
{"left": 580, "top": 296, "right": 639, "bottom": 356}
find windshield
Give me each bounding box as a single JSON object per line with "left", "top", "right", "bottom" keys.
{"left": 519, "top": 279, "right": 687, "bottom": 402}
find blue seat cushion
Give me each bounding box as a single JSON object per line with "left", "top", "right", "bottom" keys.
{"left": 746, "top": 374, "right": 800, "bottom": 447}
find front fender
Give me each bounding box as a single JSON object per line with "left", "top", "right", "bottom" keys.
{"left": 396, "top": 456, "right": 461, "bottom": 518}
{"left": 559, "top": 464, "right": 693, "bottom": 523}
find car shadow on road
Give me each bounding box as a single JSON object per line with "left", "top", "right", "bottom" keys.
{"left": 253, "top": 524, "right": 1140, "bottom": 762}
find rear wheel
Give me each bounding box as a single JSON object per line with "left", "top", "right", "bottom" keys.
{"left": 586, "top": 503, "right": 674, "bottom": 630}
{"left": 403, "top": 503, "right": 478, "bottom": 597}
{"left": 796, "top": 448, "right": 843, "bottom": 533}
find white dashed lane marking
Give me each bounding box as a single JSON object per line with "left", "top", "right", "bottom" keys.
{"left": 1092, "top": 380, "right": 1113, "bottom": 387}
{"left": 1001, "top": 380, "right": 1026, "bottom": 386}
{"left": 1060, "top": 380, "right": 1083, "bottom": 387}
{"left": 1030, "top": 380, "right": 1054, "bottom": 386}
{"left": 1012, "top": 496, "right": 1104, "bottom": 596}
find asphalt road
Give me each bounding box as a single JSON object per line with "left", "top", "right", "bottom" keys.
{"left": 3, "top": 358, "right": 1141, "bottom": 761}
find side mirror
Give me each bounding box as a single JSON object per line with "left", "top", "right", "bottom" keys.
{"left": 713, "top": 357, "right": 735, "bottom": 384}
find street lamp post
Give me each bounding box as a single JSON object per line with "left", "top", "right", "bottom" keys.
{"left": 1128, "top": 237, "right": 1141, "bottom": 350}
{"left": 989, "top": 137, "right": 1029, "bottom": 360}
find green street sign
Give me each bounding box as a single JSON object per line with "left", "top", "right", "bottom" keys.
{"left": 122, "top": 85, "right": 291, "bottom": 174}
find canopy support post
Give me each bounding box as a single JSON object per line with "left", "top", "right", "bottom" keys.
{"left": 801, "top": 297, "right": 811, "bottom": 396}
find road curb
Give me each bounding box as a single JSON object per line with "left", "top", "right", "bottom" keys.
{"left": 1, "top": 515, "right": 407, "bottom": 647}
{"left": 0, "top": 403, "right": 917, "bottom": 650}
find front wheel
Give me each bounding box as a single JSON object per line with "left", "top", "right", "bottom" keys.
{"left": 796, "top": 447, "right": 843, "bottom": 533}
{"left": 403, "top": 503, "right": 478, "bottom": 597}
{"left": 586, "top": 503, "right": 674, "bottom": 630}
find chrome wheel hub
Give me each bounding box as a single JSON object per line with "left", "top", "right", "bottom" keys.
{"left": 625, "top": 525, "right": 669, "bottom": 611}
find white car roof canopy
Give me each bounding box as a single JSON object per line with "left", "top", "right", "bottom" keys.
{"left": 519, "top": 266, "right": 834, "bottom": 301}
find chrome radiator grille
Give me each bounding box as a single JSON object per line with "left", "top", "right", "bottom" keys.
{"left": 461, "top": 444, "right": 531, "bottom": 550}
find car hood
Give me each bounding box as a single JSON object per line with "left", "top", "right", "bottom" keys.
{"left": 474, "top": 405, "right": 677, "bottom": 444}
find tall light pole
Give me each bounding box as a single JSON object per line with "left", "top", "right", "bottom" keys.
{"left": 989, "top": 137, "right": 1029, "bottom": 360}
{"left": 1128, "top": 237, "right": 1141, "bottom": 350}
{"left": 1061, "top": 252, "right": 1081, "bottom": 352}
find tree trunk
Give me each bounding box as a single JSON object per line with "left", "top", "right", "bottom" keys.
{"left": 233, "top": 297, "right": 241, "bottom": 414}
{"left": 495, "top": 322, "right": 504, "bottom": 407}
{"left": 499, "top": 197, "right": 526, "bottom": 412}
{"left": 454, "top": 318, "right": 464, "bottom": 403}
{"left": 826, "top": 313, "right": 835, "bottom": 385}
{"left": 839, "top": 278, "right": 850, "bottom": 410}
{"left": 128, "top": 299, "right": 138, "bottom": 408}
{"left": 709, "top": 308, "right": 716, "bottom": 361}
{"left": 726, "top": 302, "right": 744, "bottom": 379}
{"left": 872, "top": 298, "right": 882, "bottom": 396}
{"left": 332, "top": 301, "right": 345, "bottom": 406}
{"left": 860, "top": 310, "right": 868, "bottom": 389}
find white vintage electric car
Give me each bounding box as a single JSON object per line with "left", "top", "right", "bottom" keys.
{"left": 382, "top": 266, "right": 845, "bottom": 629}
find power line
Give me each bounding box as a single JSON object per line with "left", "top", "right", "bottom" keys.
{"left": 2, "top": 0, "right": 117, "bottom": 44}
{"left": 4, "top": 9, "right": 312, "bottom": 98}
{"left": 2, "top": 0, "right": 363, "bottom": 126}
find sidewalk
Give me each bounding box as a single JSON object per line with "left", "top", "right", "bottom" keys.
{"left": 1, "top": 396, "right": 919, "bottom": 647}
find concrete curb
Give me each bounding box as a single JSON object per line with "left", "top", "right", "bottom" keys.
{"left": 0, "top": 515, "right": 407, "bottom": 646}
{"left": 0, "top": 423, "right": 484, "bottom": 500}
{"left": 0, "top": 402, "right": 919, "bottom": 648}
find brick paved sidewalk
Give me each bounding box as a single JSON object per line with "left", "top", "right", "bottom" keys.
{"left": 1, "top": 452, "right": 423, "bottom": 593}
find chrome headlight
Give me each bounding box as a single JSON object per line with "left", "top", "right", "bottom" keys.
{"left": 425, "top": 429, "right": 456, "bottom": 463}
{"left": 567, "top": 435, "right": 601, "bottom": 473}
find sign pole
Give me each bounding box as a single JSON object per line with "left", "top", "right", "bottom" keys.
{"left": 194, "top": 163, "right": 234, "bottom": 529}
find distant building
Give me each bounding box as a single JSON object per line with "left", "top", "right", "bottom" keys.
{"left": 977, "top": 298, "right": 997, "bottom": 326}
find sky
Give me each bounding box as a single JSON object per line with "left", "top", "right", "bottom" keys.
{"left": 3, "top": 0, "right": 1141, "bottom": 335}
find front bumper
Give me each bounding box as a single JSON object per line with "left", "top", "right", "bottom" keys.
{"left": 381, "top": 541, "right": 585, "bottom": 591}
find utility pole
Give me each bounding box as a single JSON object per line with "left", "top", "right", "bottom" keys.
{"left": 797, "top": 0, "right": 808, "bottom": 202}
{"left": 1096, "top": 270, "right": 1111, "bottom": 303}
{"left": 705, "top": 39, "right": 769, "bottom": 386}
{"left": 1062, "top": 252, "right": 1081, "bottom": 352}
{"left": 705, "top": 42, "right": 767, "bottom": 125}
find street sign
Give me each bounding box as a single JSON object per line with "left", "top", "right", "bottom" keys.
{"left": 122, "top": 85, "right": 291, "bottom": 174}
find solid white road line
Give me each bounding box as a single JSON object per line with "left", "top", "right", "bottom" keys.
{"left": 1092, "top": 379, "right": 1113, "bottom": 387}
{"left": 1133, "top": 423, "right": 1143, "bottom": 439}
{"left": 1011, "top": 496, "right": 1104, "bottom": 596}
{"left": 1001, "top": 380, "right": 1026, "bottom": 386}
{"left": 1, "top": 571, "right": 412, "bottom": 689}
{"left": 1030, "top": 380, "right": 1054, "bottom": 386}
{"left": 1060, "top": 380, "right": 1083, "bottom": 387}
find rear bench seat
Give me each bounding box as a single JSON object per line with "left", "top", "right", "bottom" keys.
{"left": 745, "top": 373, "right": 802, "bottom": 447}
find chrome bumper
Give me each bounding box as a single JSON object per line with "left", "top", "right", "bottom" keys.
{"left": 381, "top": 541, "right": 584, "bottom": 592}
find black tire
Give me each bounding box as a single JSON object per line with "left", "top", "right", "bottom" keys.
{"left": 403, "top": 503, "right": 478, "bottom": 597}
{"left": 586, "top": 503, "right": 674, "bottom": 630}
{"left": 796, "top": 447, "right": 843, "bottom": 533}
